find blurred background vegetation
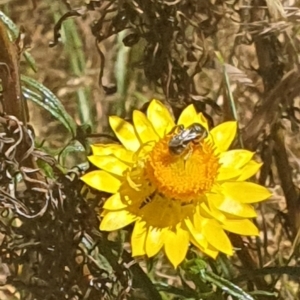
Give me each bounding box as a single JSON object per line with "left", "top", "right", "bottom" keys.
{"left": 1, "top": 0, "right": 300, "bottom": 299}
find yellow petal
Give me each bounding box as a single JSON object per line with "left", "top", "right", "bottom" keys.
{"left": 198, "top": 113, "right": 209, "bottom": 130}
{"left": 206, "top": 199, "right": 227, "bottom": 223}
{"left": 221, "top": 182, "right": 271, "bottom": 203}
{"left": 198, "top": 202, "right": 216, "bottom": 219}
{"left": 133, "top": 110, "right": 159, "bottom": 143}
{"left": 118, "top": 182, "right": 147, "bottom": 206}
{"left": 185, "top": 218, "right": 208, "bottom": 249}
{"left": 164, "top": 225, "right": 190, "bottom": 268}
{"left": 114, "top": 148, "right": 134, "bottom": 163}
{"left": 219, "top": 150, "right": 254, "bottom": 169}
{"left": 177, "top": 106, "right": 209, "bottom": 131}
{"left": 177, "top": 104, "right": 207, "bottom": 128}
{"left": 91, "top": 144, "right": 122, "bottom": 155}
{"left": 103, "top": 193, "right": 127, "bottom": 210}
{"left": 109, "top": 116, "right": 140, "bottom": 151}
{"left": 91, "top": 144, "right": 134, "bottom": 163}
{"left": 141, "top": 195, "right": 182, "bottom": 227}
{"left": 201, "top": 244, "right": 219, "bottom": 259}
{"left": 189, "top": 205, "right": 205, "bottom": 230}
{"left": 131, "top": 220, "right": 147, "bottom": 256}
{"left": 88, "top": 155, "right": 130, "bottom": 176}
{"left": 147, "top": 99, "right": 175, "bottom": 137}
{"left": 222, "top": 219, "right": 259, "bottom": 236}
{"left": 207, "top": 193, "right": 257, "bottom": 218}
{"left": 190, "top": 238, "right": 219, "bottom": 259}
{"left": 81, "top": 170, "right": 121, "bottom": 193}
{"left": 203, "top": 219, "right": 233, "bottom": 255}
{"left": 100, "top": 210, "right": 137, "bottom": 231}
{"left": 210, "top": 121, "right": 237, "bottom": 152}
{"left": 145, "top": 226, "right": 166, "bottom": 257}
{"left": 217, "top": 167, "right": 243, "bottom": 181}
{"left": 238, "top": 161, "right": 263, "bottom": 181}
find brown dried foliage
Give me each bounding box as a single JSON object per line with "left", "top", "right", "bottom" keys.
{"left": 1, "top": 0, "right": 300, "bottom": 299}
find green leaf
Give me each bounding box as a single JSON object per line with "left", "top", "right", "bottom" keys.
{"left": 0, "top": 10, "right": 19, "bottom": 40}
{"left": 21, "top": 75, "right": 76, "bottom": 137}
{"left": 23, "top": 51, "right": 38, "bottom": 72}
{"left": 249, "top": 290, "right": 278, "bottom": 297}
{"left": 155, "top": 283, "right": 198, "bottom": 299}
{"left": 183, "top": 258, "right": 207, "bottom": 275}
{"left": 0, "top": 11, "right": 37, "bottom": 72}
{"left": 202, "top": 271, "right": 254, "bottom": 300}
{"left": 59, "top": 140, "right": 86, "bottom": 167}
{"left": 184, "top": 259, "right": 255, "bottom": 300}
{"left": 36, "top": 159, "right": 55, "bottom": 179}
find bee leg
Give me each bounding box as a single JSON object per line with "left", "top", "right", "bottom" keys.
{"left": 183, "top": 144, "right": 193, "bottom": 162}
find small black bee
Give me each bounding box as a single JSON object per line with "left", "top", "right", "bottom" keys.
{"left": 168, "top": 123, "right": 208, "bottom": 156}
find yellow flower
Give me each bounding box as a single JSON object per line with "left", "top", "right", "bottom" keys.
{"left": 81, "top": 100, "right": 271, "bottom": 268}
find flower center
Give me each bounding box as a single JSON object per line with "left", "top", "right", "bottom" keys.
{"left": 145, "top": 135, "right": 220, "bottom": 203}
